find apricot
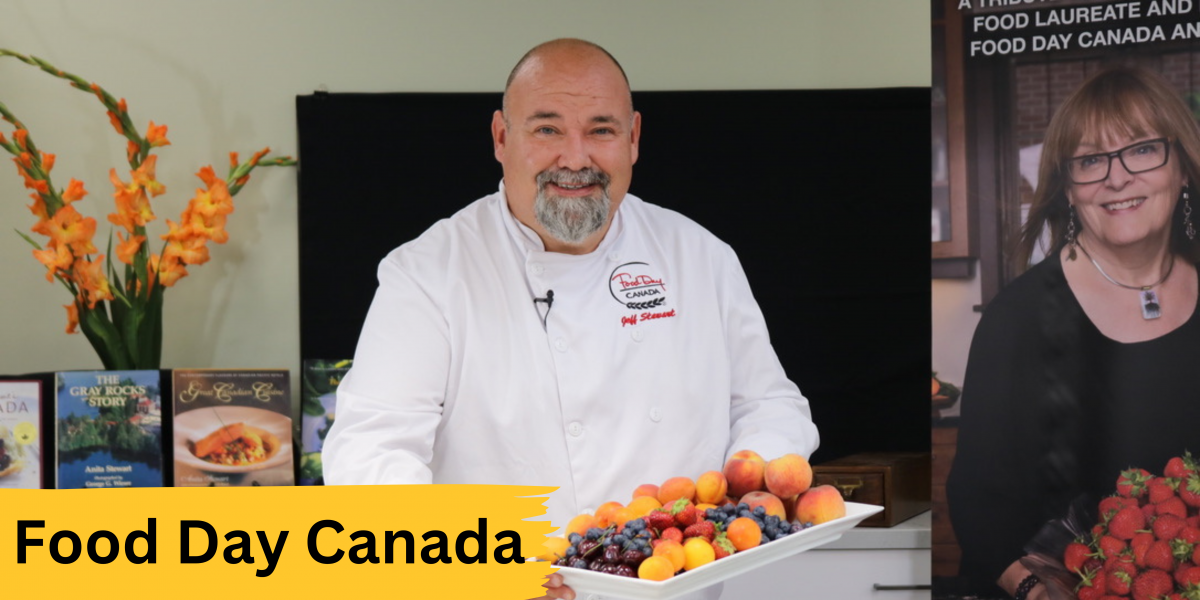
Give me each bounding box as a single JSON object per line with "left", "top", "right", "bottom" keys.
{"left": 765, "top": 453, "right": 813, "bottom": 498}
{"left": 566, "top": 513, "right": 596, "bottom": 537}
{"left": 638, "top": 555, "right": 675, "bottom": 581}
{"left": 682, "top": 537, "right": 715, "bottom": 570}
{"left": 657, "top": 476, "right": 697, "bottom": 506}
{"left": 626, "top": 495, "right": 663, "bottom": 518}
{"left": 726, "top": 517, "right": 762, "bottom": 551}
{"left": 723, "top": 449, "right": 767, "bottom": 498}
{"left": 632, "top": 483, "right": 660, "bottom": 501}
{"left": 740, "top": 490, "right": 787, "bottom": 520}
{"left": 593, "top": 501, "right": 624, "bottom": 528}
{"left": 653, "top": 539, "right": 686, "bottom": 572}
{"left": 795, "top": 484, "right": 847, "bottom": 525}
{"left": 695, "top": 470, "right": 729, "bottom": 505}
{"left": 612, "top": 507, "right": 637, "bottom": 528}
{"left": 537, "top": 536, "right": 570, "bottom": 562}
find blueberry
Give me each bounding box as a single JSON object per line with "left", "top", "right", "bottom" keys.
{"left": 612, "top": 534, "right": 628, "bottom": 545}
{"left": 568, "top": 533, "right": 582, "bottom": 545}
{"left": 737, "top": 503, "right": 750, "bottom": 512}
{"left": 761, "top": 534, "right": 770, "bottom": 545}
{"left": 765, "top": 515, "right": 780, "bottom": 527}
{"left": 626, "top": 518, "right": 645, "bottom": 531}
{"left": 739, "top": 510, "right": 753, "bottom": 519}
{"left": 586, "top": 528, "right": 602, "bottom": 540}
{"left": 565, "top": 546, "right": 578, "bottom": 557}
{"left": 753, "top": 506, "right": 766, "bottom": 517}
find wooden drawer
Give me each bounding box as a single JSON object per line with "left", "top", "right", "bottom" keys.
{"left": 813, "top": 452, "right": 931, "bottom": 527}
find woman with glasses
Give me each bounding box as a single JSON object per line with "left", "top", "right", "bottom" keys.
{"left": 947, "top": 66, "right": 1200, "bottom": 600}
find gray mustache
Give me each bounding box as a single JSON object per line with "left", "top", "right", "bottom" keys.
{"left": 537, "top": 168, "right": 611, "bottom": 189}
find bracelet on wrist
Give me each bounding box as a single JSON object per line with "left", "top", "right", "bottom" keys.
{"left": 1013, "top": 573, "right": 1040, "bottom": 600}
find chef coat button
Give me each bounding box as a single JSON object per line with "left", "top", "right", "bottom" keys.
{"left": 608, "top": 252, "right": 620, "bottom": 262}
{"left": 649, "top": 407, "right": 662, "bottom": 422}
{"left": 631, "top": 328, "right": 645, "bottom": 342}
{"left": 530, "top": 262, "right": 545, "bottom": 275}
{"left": 555, "top": 338, "right": 568, "bottom": 352}
{"left": 568, "top": 421, "right": 583, "bottom": 437}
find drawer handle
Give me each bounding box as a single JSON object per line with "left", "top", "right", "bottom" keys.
{"left": 832, "top": 478, "right": 863, "bottom": 499}
{"left": 873, "top": 584, "right": 932, "bottom": 591}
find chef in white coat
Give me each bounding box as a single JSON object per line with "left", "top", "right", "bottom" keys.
{"left": 322, "top": 38, "right": 819, "bottom": 600}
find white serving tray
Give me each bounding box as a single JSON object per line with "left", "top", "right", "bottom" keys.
{"left": 558, "top": 502, "right": 883, "bottom": 600}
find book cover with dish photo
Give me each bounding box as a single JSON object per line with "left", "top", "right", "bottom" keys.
{"left": 172, "top": 369, "right": 293, "bottom": 487}
{"left": 0, "top": 380, "right": 43, "bottom": 489}
{"left": 55, "top": 370, "right": 163, "bottom": 489}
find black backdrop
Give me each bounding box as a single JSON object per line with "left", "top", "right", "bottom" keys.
{"left": 296, "top": 89, "right": 930, "bottom": 464}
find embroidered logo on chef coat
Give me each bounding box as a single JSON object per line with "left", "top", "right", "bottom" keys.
{"left": 610, "top": 262, "right": 677, "bottom": 327}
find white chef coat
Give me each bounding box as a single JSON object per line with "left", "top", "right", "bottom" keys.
{"left": 323, "top": 183, "right": 818, "bottom": 599}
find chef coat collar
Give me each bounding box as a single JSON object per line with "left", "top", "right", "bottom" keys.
{"left": 497, "top": 180, "right": 624, "bottom": 257}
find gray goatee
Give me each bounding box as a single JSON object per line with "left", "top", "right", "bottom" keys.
{"left": 534, "top": 168, "right": 612, "bottom": 245}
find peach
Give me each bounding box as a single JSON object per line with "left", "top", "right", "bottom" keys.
{"left": 795, "top": 484, "right": 847, "bottom": 525}
{"left": 725, "top": 517, "right": 762, "bottom": 551}
{"left": 740, "top": 490, "right": 787, "bottom": 520}
{"left": 723, "top": 449, "right": 767, "bottom": 498}
{"left": 566, "top": 513, "right": 596, "bottom": 537}
{"left": 632, "top": 483, "right": 659, "bottom": 501}
{"left": 626, "top": 495, "right": 663, "bottom": 518}
{"left": 695, "top": 470, "right": 729, "bottom": 505}
{"left": 657, "top": 476, "right": 697, "bottom": 506}
{"left": 682, "top": 537, "right": 715, "bottom": 570}
{"left": 765, "top": 453, "right": 813, "bottom": 498}
{"left": 653, "top": 539, "right": 686, "bottom": 572}
{"left": 537, "top": 536, "right": 570, "bottom": 562}
{"left": 638, "top": 555, "right": 675, "bottom": 581}
{"left": 593, "top": 501, "right": 624, "bottom": 528}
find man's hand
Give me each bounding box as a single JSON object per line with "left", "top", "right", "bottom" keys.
{"left": 534, "top": 572, "right": 576, "bottom": 600}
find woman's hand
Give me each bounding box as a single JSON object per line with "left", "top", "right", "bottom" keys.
{"left": 533, "top": 572, "right": 576, "bottom": 600}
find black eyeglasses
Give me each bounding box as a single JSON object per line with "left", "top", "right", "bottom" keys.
{"left": 1065, "top": 137, "right": 1171, "bottom": 184}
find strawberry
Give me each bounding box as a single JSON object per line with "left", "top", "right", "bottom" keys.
{"left": 1141, "top": 503, "right": 1158, "bottom": 522}
{"left": 1131, "top": 569, "right": 1173, "bottom": 600}
{"left": 1155, "top": 514, "right": 1187, "bottom": 540}
{"left": 1180, "top": 526, "right": 1200, "bottom": 544}
{"left": 711, "top": 532, "right": 735, "bottom": 560}
{"left": 1076, "top": 568, "right": 1107, "bottom": 600}
{"left": 683, "top": 521, "right": 716, "bottom": 542}
{"left": 1176, "top": 565, "right": 1200, "bottom": 587}
{"left": 660, "top": 527, "right": 683, "bottom": 544}
{"left": 1132, "top": 532, "right": 1155, "bottom": 567}
{"left": 1158, "top": 496, "right": 1188, "bottom": 520}
{"left": 1180, "top": 475, "right": 1200, "bottom": 508}
{"left": 1149, "top": 478, "right": 1179, "bottom": 504}
{"left": 1144, "top": 540, "right": 1176, "bottom": 572}
{"left": 1110, "top": 506, "right": 1148, "bottom": 541}
{"left": 1100, "top": 495, "right": 1139, "bottom": 520}
{"left": 1165, "top": 453, "right": 1196, "bottom": 480}
{"left": 646, "top": 510, "right": 675, "bottom": 532}
{"left": 668, "top": 499, "right": 698, "bottom": 528}
{"left": 1107, "top": 568, "right": 1135, "bottom": 597}
{"left": 1066, "top": 541, "right": 1095, "bottom": 572}
{"left": 1100, "top": 535, "right": 1128, "bottom": 560}
{"left": 1118, "top": 468, "right": 1153, "bottom": 499}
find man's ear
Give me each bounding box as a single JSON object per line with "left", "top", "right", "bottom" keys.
{"left": 630, "top": 110, "right": 642, "bottom": 165}
{"left": 491, "top": 110, "right": 507, "bottom": 163}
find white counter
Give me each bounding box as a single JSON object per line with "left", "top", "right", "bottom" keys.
{"left": 822, "top": 510, "right": 932, "bottom": 550}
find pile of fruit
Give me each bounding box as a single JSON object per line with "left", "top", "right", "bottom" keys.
{"left": 537, "top": 450, "right": 847, "bottom": 581}
{"left": 1062, "top": 452, "right": 1200, "bottom": 600}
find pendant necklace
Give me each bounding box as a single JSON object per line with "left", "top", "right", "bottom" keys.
{"left": 1076, "top": 242, "right": 1174, "bottom": 320}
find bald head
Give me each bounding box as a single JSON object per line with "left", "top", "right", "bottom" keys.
{"left": 502, "top": 38, "right": 633, "bottom": 120}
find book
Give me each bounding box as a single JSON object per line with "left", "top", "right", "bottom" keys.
{"left": 0, "top": 380, "right": 44, "bottom": 489}
{"left": 55, "top": 370, "right": 164, "bottom": 489}
{"left": 172, "top": 369, "right": 293, "bottom": 487}
{"left": 299, "top": 359, "right": 351, "bottom": 485}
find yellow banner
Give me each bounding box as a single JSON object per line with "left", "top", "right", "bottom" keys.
{"left": 1, "top": 485, "right": 557, "bottom": 599}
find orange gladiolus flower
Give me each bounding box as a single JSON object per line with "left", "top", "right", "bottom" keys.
{"left": 189, "top": 168, "right": 234, "bottom": 219}
{"left": 33, "top": 242, "right": 73, "bottom": 282}
{"left": 41, "top": 152, "right": 55, "bottom": 173}
{"left": 45, "top": 205, "right": 98, "bottom": 256}
{"left": 108, "top": 168, "right": 156, "bottom": 230}
{"left": 132, "top": 154, "right": 165, "bottom": 197}
{"left": 27, "top": 193, "right": 49, "bottom": 221}
{"left": 73, "top": 255, "right": 114, "bottom": 308}
{"left": 126, "top": 140, "right": 140, "bottom": 164}
{"left": 115, "top": 231, "right": 145, "bottom": 265}
{"left": 229, "top": 152, "right": 239, "bottom": 169}
{"left": 249, "top": 147, "right": 270, "bottom": 166}
{"left": 152, "top": 253, "right": 187, "bottom": 288}
{"left": 64, "top": 303, "right": 79, "bottom": 334}
{"left": 146, "top": 121, "right": 170, "bottom": 147}
{"left": 185, "top": 210, "right": 229, "bottom": 244}
{"left": 13, "top": 129, "right": 28, "bottom": 150}
{"left": 62, "top": 178, "right": 88, "bottom": 204}
{"left": 106, "top": 111, "right": 123, "bottom": 135}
